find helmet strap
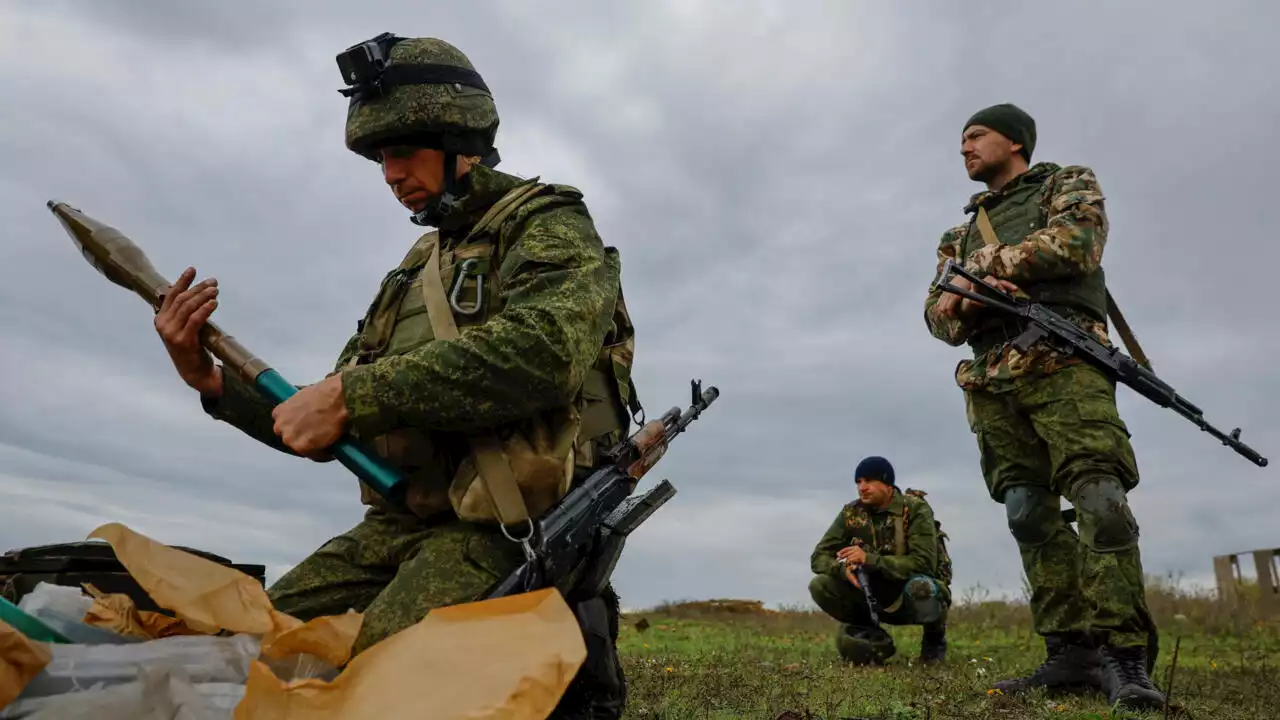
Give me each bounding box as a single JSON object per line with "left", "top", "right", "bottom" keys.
{"left": 410, "top": 150, "right": 462, "bottom": 227}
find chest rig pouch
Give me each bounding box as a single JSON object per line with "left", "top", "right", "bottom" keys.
{"left": 348, "top": 179, "right": 641, "bottom": 529}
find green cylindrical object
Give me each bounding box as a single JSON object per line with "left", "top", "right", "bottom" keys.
{"left": 0, "top": 595, "right": 71, "bottom": 644}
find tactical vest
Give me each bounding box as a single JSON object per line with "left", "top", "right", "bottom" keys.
{"left": 845, "top": 489, "right": 952, "bottom": 589}
{"left": 960, "top": 173, "right": 1108, "bottom": 354}
{"left": 346, "top": 179, "right": 641, "bottom": 524}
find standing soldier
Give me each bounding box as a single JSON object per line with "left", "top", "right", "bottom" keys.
{"left": 808, "top": 456, "right": 951, "bottom": 666}
{"left": 923, "top": 103, "right": 1164, "bottom": 710}
{"left": 152, "top": 33, "right": 640, "bottom": 718}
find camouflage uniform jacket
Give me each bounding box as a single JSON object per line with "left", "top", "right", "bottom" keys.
{"left": 809, "top": 489, "right": 941, "bottom": 606}
{"left": 922, "top": 162, "right": 1116, "bottom": 391}
{"left": 202, "top": 163, "right": 629, "bottom": 500}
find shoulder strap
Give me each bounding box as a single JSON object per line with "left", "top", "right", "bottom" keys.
{"left": 975, "top": 206, "right": 1000, "bottom": 249}
{"left": 421, "top": 240, "right": 531, "bottom": 527}
{"left": 463, "top": 179, "right": 548, "bottom": 246}
{"left": 975, "top": 205, "right": 1153, "bottom": 371}
{"left": 893, "top": 506, "right": 906, "bottom": 556}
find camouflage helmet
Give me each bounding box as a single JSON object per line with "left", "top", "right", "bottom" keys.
{"left": 337, "top": 33, "right": 500, "bottom": 163}
{"left": 835, "top": 624, "right": 896, "bottom": 665}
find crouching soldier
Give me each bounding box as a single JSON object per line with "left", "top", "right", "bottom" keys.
{"left": 808, "top": 456, "right": 952, "bottom": 665}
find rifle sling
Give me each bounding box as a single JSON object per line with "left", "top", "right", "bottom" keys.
{"left": 974, "top": 206, "right": 1153, "bottom": 371}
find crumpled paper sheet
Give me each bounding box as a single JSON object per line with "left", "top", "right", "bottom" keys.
{"left": 87, "top": 523, "right": 302, "bottom": 643}
{"left": 81, "top": 584, "right": 208, "bottom": 640}
{"left": 79, "top": 522, "right": 587, "bottom": 719}
{"left": 0, "top": 619, "right": 52, "bottom": 709}
{"left": 238, "top": 588, "right": 586, "bottom": 720}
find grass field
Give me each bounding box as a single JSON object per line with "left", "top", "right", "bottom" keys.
{"left": 615, "top": 577, "right": 1280, "bottom": 719}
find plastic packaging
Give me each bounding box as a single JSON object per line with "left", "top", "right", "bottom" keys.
{"left": 0, "top": 666, "right": 245, "bottom": 719}
{"left": 9, "top": 632, "right": 260, "bottom": 702}
{"left": 260, "top": 652, "right": 340, "bottom": 684}
{"left": 16, "top": 583, "right": 136, "bottom": 645}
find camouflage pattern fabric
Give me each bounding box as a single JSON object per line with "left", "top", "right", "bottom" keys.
{"left": 204, "top": 162, "right": 620, "bottom": 458}
{"left": 267, "top": 509, "right": 526, "bottom": 657}
{"left": 809, "top": 488, "right": 950, "bottom": 609}
{"left": 202, "top": 162, "right": 624, "bottom": 656}
{"left": 922, "top": 163, "right": 1111, "bottom": 390}
{"left": 963, "top": 362, "right": 1152, "bottom": 648}
{"left": 344, "top": 37, "right": 499, "bottom": 160}
{"left": 809, "top": 573, "right": 948, "bottom": 630}
{"left": 962, "top": 164, "right": 1107, "bottom": 285}
{"left": 339, "top": 163, "right": 621, "bottom": 439}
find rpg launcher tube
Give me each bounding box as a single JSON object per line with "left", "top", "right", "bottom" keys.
{"left": 46, "top": 200, "right": 406, "bottom": 505}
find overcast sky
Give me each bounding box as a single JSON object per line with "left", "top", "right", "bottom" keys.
{"left": 2, "top": 1, "right": 1277, "bottom": 613}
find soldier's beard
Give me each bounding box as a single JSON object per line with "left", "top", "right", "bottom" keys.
{"left": 968, "top": 159, "right": 999, "bottom": 184}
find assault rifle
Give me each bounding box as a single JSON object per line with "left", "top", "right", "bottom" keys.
{"left": 840, "top": 541, "right": 881, "bottom": 626}
{"left": 933, "top": 260, "right": 1268, "bottom": 468}
{"left": 487, "top": 380, "right": 720, "bottom": 601}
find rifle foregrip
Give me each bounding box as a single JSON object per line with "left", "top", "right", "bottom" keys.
{"left": 253, "top": 368, "right": 406, "bottom": 502}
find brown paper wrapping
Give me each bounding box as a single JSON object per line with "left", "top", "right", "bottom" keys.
{"left": 81, "top": 585, "right": 208, "bottom": 640}
{"left": 0, "top": 619, "right": 52, "bottom": 709}
{"left": 71, "top": 522, "right": 586, "bottom": 718}
{"left": 236, "top": 588, "right": 586, "bottom": 720}
{"left": 87, "top": 523, "right": 300, "bottom": 641}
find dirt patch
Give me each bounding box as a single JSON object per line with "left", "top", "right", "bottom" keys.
{"left": 659, "top": 598, "right": 778, "bottom": 616}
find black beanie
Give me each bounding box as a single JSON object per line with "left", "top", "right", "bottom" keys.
{"left": 855, "top": 456, "right": 895, "bottom": 487}
{"left": 964, "top": 103, "right": 1036, "bottom": 162}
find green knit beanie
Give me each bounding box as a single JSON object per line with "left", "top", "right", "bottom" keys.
{"left": 964, "top": 103, "right": 1036, "bottom": 162}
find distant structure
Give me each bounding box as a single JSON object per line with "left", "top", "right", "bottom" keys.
{"left": 1213, "top": 547, "right": 1280, "bottom": 614}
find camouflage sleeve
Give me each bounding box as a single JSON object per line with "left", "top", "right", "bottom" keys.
{"left": 864, "top": 500, "right": 938, "bottom": 581}
{"left": 200, "top": 368, "right": 299, "bottom": 456}
{"left": 201, "top": 331, "right": 363, "bottom": 455}
{"left": 964, "top": 165, "right": 1108, "bottom": 285}
{"left": 923, "top": 225, "right": 974, "bottom": 346}
{"left": 810, "top": 510, "right": 850, "bottom": 578}
{"left": 339, "top": 197, "right": 619, "bottom": 436}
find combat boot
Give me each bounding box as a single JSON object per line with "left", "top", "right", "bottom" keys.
{"left": 919, "top": 622, "right": 947, "bottom": 665}
{"left": 1099, "top": 643, "right": 1165, "bottom": 710}
{"left": 991, "top": 633, "right": 1104, "bottom": 695}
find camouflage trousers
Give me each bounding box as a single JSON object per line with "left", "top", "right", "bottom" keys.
{"left": 808, "top": 573, "right": 948, "bottom": 631}
{"left": 267, "top": 508, "right": 527, "bottom": 657}
{"left": 963, "top": 362, "right": 1155, "bottom": 648}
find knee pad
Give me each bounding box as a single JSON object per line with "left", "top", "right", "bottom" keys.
{"left": 906, "top": 576, "right": 944, "bottom": 625}
{"left": 1074, "top": 477, "right": 1139, "bottom": 552}
{"left": 1004, "top": 485, "right": 1060, "bottom": 547}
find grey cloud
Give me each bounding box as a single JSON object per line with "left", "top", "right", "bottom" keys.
{"left": 1, "top": 0, "right": 1277, "bottom": 613}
